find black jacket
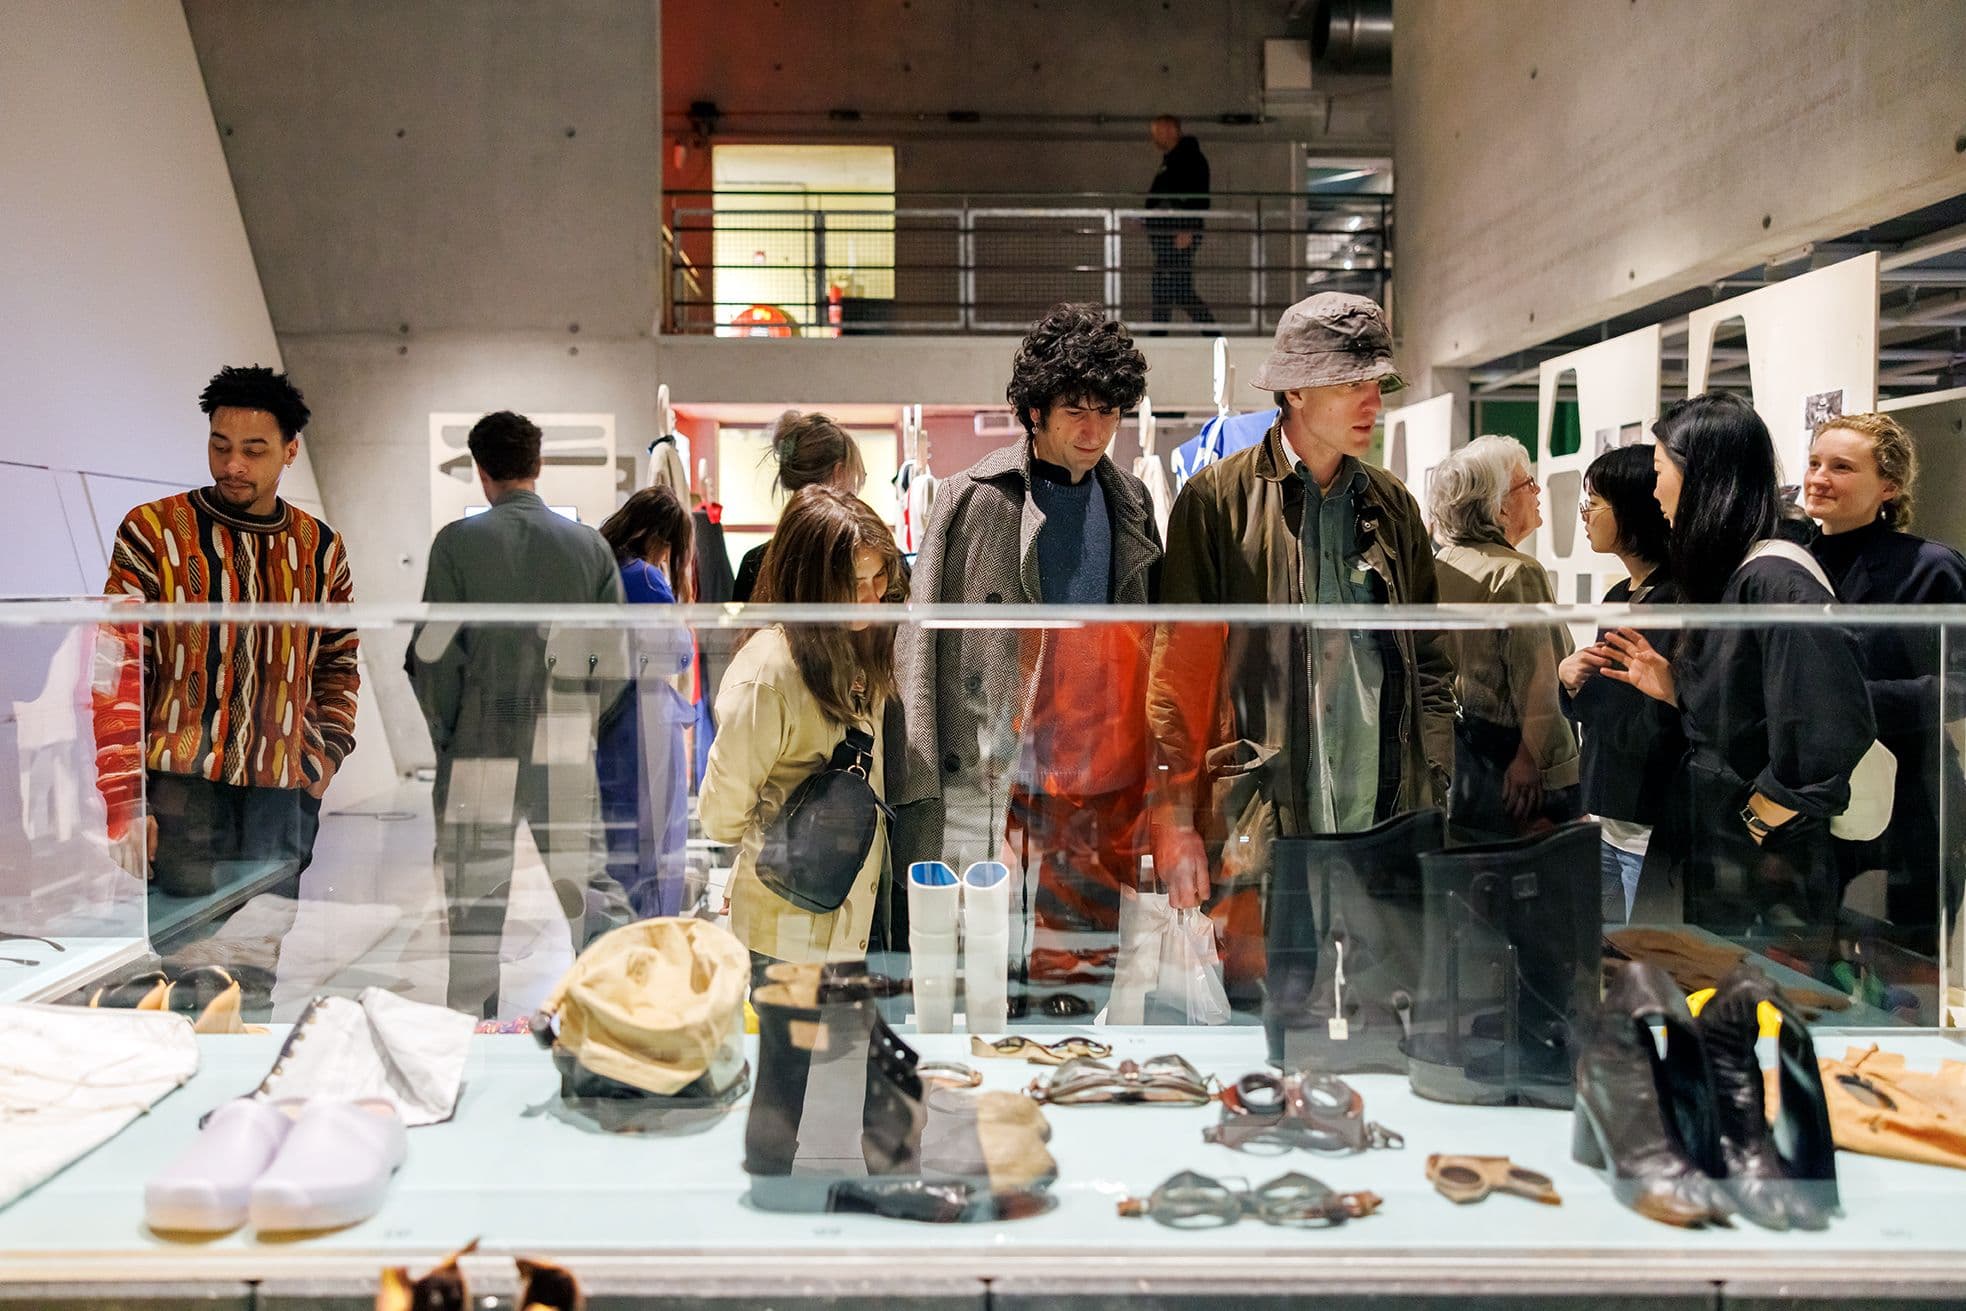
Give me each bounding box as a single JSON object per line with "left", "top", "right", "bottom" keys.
{"left": 1672, "top": 555, "right": 1873, "bottom": 819}
{"left": 1811, "top": 520, "right": 1966, "bottom": 895}
{"left": 1146, "top": 135, "right": 1210, "bottom": 233}
{"left": 1562, "top": 572, "right": 1685, "bottom": 825}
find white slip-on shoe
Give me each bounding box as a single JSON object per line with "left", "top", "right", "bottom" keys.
{"left": 248, "top": 1097, "right": 407, "bottom": 1233}
{"left": 961, "top": 861, "right": 1012, "bottom": 1034}
{"left": 907, "top": 861, "right": 961, "bottom": 1033}
{"left": 144, "top": 1096, "right": 295, "bottom": 1234}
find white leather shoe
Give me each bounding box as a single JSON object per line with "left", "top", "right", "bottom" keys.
{"left": 248, "top": 1098, "right": 406, "bottom": 1232}
{"left": 907, "top": 861, "right": 961, "bottom": 1033}
{"left": 145, "top": 1097, "right": 294, "bottom": 1233}
{"left": 961, "top": 861, "right": 1011, "bottom": 1034}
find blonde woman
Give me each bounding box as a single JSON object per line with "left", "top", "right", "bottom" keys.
{"left": 1804, "top": 412, "right": 1966, "bottom": 947}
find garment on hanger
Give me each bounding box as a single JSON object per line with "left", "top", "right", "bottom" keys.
{"left": 907, "top": 469, "right": 938, "bottom": 555}
{"left": 689, "top": 503, "right": 737, "bottom": 777}
{"left": 648, "top": 434, "right": 689, "bottom": 497}
{"left": 1171, "top": 408, "right": 1277, "bottom": 491}
{"left": 1130, "top": 452, "right": 1172, "bottom": 539}
{"left": 893, "top": 459, "right": 917, "bottom": 553}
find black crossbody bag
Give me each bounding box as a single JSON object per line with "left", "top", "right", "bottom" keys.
{"left": 756, "top": 724, "right": 893, "bottom": 914}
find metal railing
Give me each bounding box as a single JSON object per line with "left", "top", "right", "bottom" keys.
{"left": 661, "top": 190, "right": 1390, "bottom": 336}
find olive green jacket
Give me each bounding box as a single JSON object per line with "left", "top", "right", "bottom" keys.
{"left": 1149, "top": 421, "right": 1456, "bottom": 888}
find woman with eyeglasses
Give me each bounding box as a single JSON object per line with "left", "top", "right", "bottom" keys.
{"left": 1429, "top": 435, "right": 1580, "bottom": 838}
{"left": 1599, "top": 394, "right": 1873, "bottom": 950}
{"left": 1557, "top": 444, "right": 1685, "bottom": 922}
{"left": 1804, "top": 412, "right": 1966, "bottom": 951}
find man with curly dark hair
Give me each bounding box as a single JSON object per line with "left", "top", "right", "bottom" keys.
{"left": 895, "top": 304, "right": 1163, "bottom": 1019}
{"left": 102, "top": 365, "right": 358, "bottom": 903}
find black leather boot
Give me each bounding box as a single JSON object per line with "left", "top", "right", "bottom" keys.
{"left": 1265, "top": 808, "right": 1442, "bottom": 1074}
{"left": 1697, "top": 962, "right": 1840, "bottom": 1231}
{"left": 1572, "top": 960, "right": 1733, "bottom": 1228}
{"left": 746, "top": 962, "right": 981, "bottom": 1222}
{"left": 1405, "top": 821, "right": 1601, "bottom": 1107}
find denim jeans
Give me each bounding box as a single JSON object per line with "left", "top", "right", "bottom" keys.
{"left": 1601, "top": 841, "right": 1645, "bottom": 924}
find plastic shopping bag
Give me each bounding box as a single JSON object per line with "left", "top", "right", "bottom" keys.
{"left": 1157, "top": 906, "right": 1232, "bottom": 1026}
{"left": 1102, "top": 888, "right": 1170, "bottom": 1026}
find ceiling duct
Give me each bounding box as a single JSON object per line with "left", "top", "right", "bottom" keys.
{"left": 1312, "top": 0, "right": 1393, "bottom": 73}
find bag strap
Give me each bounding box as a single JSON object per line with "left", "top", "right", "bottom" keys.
{"left": 1741, "top": 538, "right": 1836, "bottom": 598}
{"left": 827, "top": 725, "right": 877, "bottom": 774}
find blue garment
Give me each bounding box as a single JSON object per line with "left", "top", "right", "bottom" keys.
{"left": 1028, "top": 458, "right": 1112, "bottom": 605}
{"left": 595, "top": 559, "right": 694, "bottom": 918}
{"left": 1171, "top": 408, "right": 1277, "bottom": 491}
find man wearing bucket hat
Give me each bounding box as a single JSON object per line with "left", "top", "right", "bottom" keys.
{"left": 1146, "top": 292, "right": 1457, "bottom": 1000}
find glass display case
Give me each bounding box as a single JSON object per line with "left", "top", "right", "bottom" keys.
{"left": 0, "top": 597, "right": 1961, "bottom": 1310}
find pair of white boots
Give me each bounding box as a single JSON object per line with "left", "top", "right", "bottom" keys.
{"left": 145, "top": 1096, "right": 407, "bottom": 1234}
{"left": 907, "top": 860, "right": 1011, "bottom": 1034}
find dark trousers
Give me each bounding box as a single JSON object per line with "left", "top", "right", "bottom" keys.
{"left": 1149, "top": 234, "right": 1214, "bottom": 325}
{"left": 147, "top": 771, "right": 320, "bottom": 900}
{"left": 434, "top": 757, "right": 628, "bottom": 1018}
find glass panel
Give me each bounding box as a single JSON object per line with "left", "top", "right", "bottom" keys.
{"left": 2, "top": 598, "right": 1962, "bottom": 1279}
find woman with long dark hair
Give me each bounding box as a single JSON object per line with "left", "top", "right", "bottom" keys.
{"left": 1804, "top": 412, "right": 1966, "bottom": 950}
{"left": 700, "top": 485, "right": 904, "bottom": 963}
{"left": 1558, "top": 444, "right": 1683, "bottom": 922}
{"left": 1599, "top": 393, "right": 1873, "bottom": 948}
{"left": 595, "top": 486, "right": 696, "bottom": 917}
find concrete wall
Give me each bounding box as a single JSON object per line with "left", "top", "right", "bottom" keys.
{"left": 663, "top": 0, "right": 1391, "bottom": 201}
{"left": 182, "top": 0, "right": 663, "bottom": 338}
{"left": 1392, "top": 0, "right": 1966, "bottom": 396}
{"left": 0, "top": 0, "right": 397, "bottom": 800}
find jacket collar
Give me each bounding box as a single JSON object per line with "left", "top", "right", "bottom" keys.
{"left": 973, "top": 439, "right": 1158, "bottom": 602}
{"left": 1255, "top": 420, "right": 1373, "bottom": 499}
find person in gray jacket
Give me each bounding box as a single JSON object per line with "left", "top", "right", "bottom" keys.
{"left": 895, "top": 304, "right": 1162, "bottom": 1015}
{"left": 408, "top": 410, "right": 629, "bottom": 1017}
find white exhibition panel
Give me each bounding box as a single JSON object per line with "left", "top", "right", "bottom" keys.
{"left": 429, "top": 412, "right": 621, "bottom": 534}
{"left": 1879, "top": 385, "right": 1966, "bottom": 559}
{"left": 1685, "top": 253, "right": 1880, "bottom": 487}
{"left": 0, "top": 465, "right": 90, "bottom": 598}
{"left": 1534, "top": 325, "right": 1664, "bottom": 606}
{"left": 1380, "top": 391, "right": 1455, "bottom": 508}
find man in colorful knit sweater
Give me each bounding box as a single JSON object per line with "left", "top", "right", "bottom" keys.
{"left": 103, "top": 365, "right": 359, "bottom": 898}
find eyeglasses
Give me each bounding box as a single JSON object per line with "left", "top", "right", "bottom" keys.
{"left": 1579, "top": 500, "right": 1610, "bottom": 521}
{"left": 1510, "top": 474, "right": 1539, "bottom": 495}
{"left": 1202, "top": 1071, "right": 1403, "bottom": 1153}
{"left": 1426, "top": 1154, "right": 1561, "bottom": 1205}
{"left": 1027, "top": 1054, "right": 1215, "bottom": 1105}
{"left": 0, "top": 930, "right": 63, "bottom": 966}
{"left": 1118, "top": 1169, "right": 1381, "bottom": 1229}
{"left": 971, "top": 1034, "right": 1113, "bottom": 1066}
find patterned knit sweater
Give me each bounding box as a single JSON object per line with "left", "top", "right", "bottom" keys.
{"left": 103, "top": 488, "right": 359, "bottom": 790}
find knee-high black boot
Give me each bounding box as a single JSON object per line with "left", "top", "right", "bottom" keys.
{"left": 1405, "top": 820, "right": 1602, "bottom": 1108}
{"left": 1264, "top": 808, "right": 1444, "bottom": 1074}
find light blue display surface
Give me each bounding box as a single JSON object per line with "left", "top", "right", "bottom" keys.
{"left": 2, "top": 1024, "right": 1963, "bottom": 1281}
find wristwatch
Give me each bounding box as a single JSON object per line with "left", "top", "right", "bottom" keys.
{"left": 1739, "top": 803, "right": 1776, "bottom": 841}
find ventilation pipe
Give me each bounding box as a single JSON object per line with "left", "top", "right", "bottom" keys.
{"left": 1312, "top": 0, "right": 1393, "bottom": 73}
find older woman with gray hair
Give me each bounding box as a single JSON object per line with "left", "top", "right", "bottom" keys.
{"left": 1430, "top": 435, "right": 1580, "bottom": 837}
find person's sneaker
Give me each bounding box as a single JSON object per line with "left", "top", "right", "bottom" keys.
{"left": 144, "top": 1097, "right": 294, "bottom": 1233}
{"left": 248, "top": 1098, "right": 407, "bottom": 1232}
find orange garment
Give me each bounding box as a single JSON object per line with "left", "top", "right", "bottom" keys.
{"left": 1770, "top": 1044, "right": 1966, "bottom": 1172}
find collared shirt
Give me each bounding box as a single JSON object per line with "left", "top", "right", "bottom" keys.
{"left": 1296, "top": 455, "right": 1383, "bottom": 833}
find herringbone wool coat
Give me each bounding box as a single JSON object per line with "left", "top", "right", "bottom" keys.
{"left": 892, "top": 441, "right": 1162, "bottom": 871}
